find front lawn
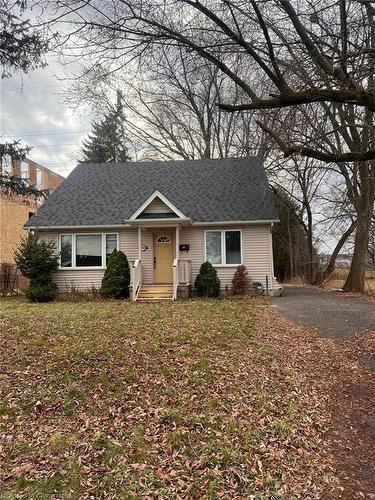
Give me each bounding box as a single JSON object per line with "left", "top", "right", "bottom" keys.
{"left": 0, "top": 298, "right": 355, "bottom": 497}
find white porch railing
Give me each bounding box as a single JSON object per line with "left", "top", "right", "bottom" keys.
{"left": 172, "top": 258, "right": 178, "bottom": 300}
{"left": 131, "top": 259, "right": 142, "bottom": 301}
{"left": 172, "top": 259, "right": 192, "bottom": 300}
{"left": 178, "top": 259, "right": 192, "bottom": 285}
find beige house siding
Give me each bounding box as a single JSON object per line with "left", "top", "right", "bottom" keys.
{"left": 38, "top": 223, "right": 274, "bottom": 293}
{"left": 142, "top": 197, "right": 173, "bottom": 214}
{"left": 179, "top": 225, "right": 273, "bottom": 289}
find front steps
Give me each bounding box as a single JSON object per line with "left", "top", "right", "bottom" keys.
{"left": 136, "top": 284, "right": 173, "bottom": 302}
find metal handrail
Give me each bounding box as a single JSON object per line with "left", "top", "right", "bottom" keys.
{"left": 172, "top": 258, "right": 178, "bottom": 300}
{"left": 131, "top": 259, "right": 142, "bottom": 301}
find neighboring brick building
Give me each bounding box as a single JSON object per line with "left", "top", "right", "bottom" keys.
{"left": 0, "top": 158, "right": 64, "bottom": 263}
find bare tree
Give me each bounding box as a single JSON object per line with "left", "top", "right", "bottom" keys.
{"left": 49, "top": 0, "right": 375, "bottom": 291}
{"left": 66, "top": 48, "right": 265, "bottom": 160}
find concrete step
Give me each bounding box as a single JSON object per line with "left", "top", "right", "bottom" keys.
{"left": 137, "top": 297, "right": 173, "bottom": 303}
{"left": 136, "top": 284, "right": 173, "bottom": 302}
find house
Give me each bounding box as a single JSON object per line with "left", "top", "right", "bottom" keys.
{"left": 0, "top": 158, "right": 64, "bottom": 265}
{"left": 25, "top": 158, "right": 279, "bottom": 300}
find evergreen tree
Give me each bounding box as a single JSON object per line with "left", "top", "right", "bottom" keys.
{"left": 194, "top": 262, "right": 221, "bottom": 298}
{"left": 81, "top": 94, "right": 131, "bottom": 163}
{"left": 1, "top": 1, "right": 48, "bottom": 79}
{"left": 100, "top": 249, "right": 130, "bottom": 299}
{"left": 14, "top": 233, "right": 59, "bottom": 302}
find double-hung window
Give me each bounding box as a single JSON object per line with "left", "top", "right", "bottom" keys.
{"left": 59, "top": 233, "right": 118, "bottom": 268}
{"left": 205, "top": 230, "right": 242, "bottom": 266}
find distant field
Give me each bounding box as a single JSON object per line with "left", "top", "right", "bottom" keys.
{"left": 323, "top": 269, "right": 375, "bottom": 293}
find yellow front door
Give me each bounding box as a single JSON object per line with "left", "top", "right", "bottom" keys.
{"left": 154, "top": 232, "right": 174, "bottom": 283}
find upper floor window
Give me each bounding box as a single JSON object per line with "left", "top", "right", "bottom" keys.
{"left": 1, "top": 155, "right": 12, "bottom": 174}
{"left": 36, "top": 168, "right": 42, "bottom": 187}
{"left": 205, "top": 230, "right": 242, "bottom": 266}
{"left": 20, "top": 161, "right": 29, "bottom": 180}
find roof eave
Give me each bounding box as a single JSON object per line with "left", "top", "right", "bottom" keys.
{"left": 25, "top": 218, "right": 279, "bottom": 231}
{"left": 191, "top": 219, "right": 279, "bottom": 226}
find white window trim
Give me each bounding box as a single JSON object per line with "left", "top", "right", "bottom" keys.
{"left": 129, "top": 190, "right": 186, "bottom": 220}
{"left": 58, "top": 233, "right": 119, "bottom": 270}
{"left": 204, "top": 229, "right": 243, "bottom": 267}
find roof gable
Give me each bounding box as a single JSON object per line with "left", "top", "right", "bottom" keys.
{"left": 130, "top": 190, "right": 186, "bottom": 220}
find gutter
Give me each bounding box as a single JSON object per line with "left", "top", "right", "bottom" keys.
{"left": 25, "top": 218, "right": 280, "bottom": 231}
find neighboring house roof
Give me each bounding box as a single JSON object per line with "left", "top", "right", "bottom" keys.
{"left": 26, "top": 157, "right": 278, "bottom": 228}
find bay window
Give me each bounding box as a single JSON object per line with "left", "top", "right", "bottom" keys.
{"left": 59, "top": 233, "right": 118, "bottom": 268}
{"left": 205, "top": 230, "right": 242, "bottom": 266}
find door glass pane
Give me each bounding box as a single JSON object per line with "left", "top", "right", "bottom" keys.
{"left": 225, "top": 231, "right": 241, "bottom": 264}
{"left": 206, "top": 231, "right": 222, "bottom": 264}
{"left": 61, "top": 235, "right": 72, "bottom": 267}
{"left": 76, "top": 235, "right": 102, "bottom": 267}
{"left": 106, "top": 234, "right": 118, "bottom": 263}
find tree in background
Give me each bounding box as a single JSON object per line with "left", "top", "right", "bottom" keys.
{"left": 0, "top": 141, "right": 46, "bottom": 198}
{"left": 81, "top": 93, "right": 131, "bottom": 163}
{"left": 68, "top": 49, "right": 264, "bottom": 161}
{"left": 368, "top": 219, "right": 375, "bottom": 270}
{"left": 0, "top": 1, "right": 48, "bottom": 79}
{"left": 14, "top": 233, "right": 59, "bottom": 302}
{"left": 272, "top": 189, "right": 316, "bottom": 283}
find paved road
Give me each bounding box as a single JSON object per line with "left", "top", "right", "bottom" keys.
{"left": 271, "top": 286, "right": 375, "bottom": 339}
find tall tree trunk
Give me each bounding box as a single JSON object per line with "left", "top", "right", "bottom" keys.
{"left": 307, "top": 230, "right": 315, "bottom": 283}
{"left": 343, "top": 163, "right": 375, "bottom": 292}
{"left": 287, "top": 210, "right": 294, "bottom": 278}
{"left": 323, "top": 221, "right": 357, "bottom": 280}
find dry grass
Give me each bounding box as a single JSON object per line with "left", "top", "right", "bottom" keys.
{"left": 1, "top": 297, "right": 373, "bottom": 498}
{"left": 0, "top": 297, "right": 332, "bottom": 498}
{"left": 322, "top": 269, "right": 375, "bottom": 294}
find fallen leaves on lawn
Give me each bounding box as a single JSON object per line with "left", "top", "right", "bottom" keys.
{"left": 0, "top": 297, "right": 373, "bottom": 498}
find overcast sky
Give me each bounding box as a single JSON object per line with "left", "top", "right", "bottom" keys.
{"left": 1, "top": 56, "right": 91, "bottom": 179}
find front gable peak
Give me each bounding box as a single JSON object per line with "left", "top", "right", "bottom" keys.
{"left": 129, "top": 190, "right": 186, "bottom": 220}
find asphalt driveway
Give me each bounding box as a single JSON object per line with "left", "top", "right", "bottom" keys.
{"left": 271, "top": 286, "right": 375, "bottom": 339}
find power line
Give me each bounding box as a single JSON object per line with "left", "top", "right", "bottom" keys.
{"left": 1, "top": 85, "right": 64, "bottom": 92}
{"left": 28, "top": 143, "right": 82, "bottom": 148}
{"left": 2, "top": 111, "right": 89, "bottom": 118}
{"left": 2, "top": 131, "right": 88, "bottom": 138}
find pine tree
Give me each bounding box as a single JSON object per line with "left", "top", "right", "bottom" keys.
{"left": 14, "top": 233, "right": 59, "bottom": 302}
{"left": 81, "top": 93, "right": 131, "bottom": 163}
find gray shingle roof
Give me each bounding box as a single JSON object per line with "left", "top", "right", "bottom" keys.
{"left": 26, "top": 158, "right": 278, "bottom": 228}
